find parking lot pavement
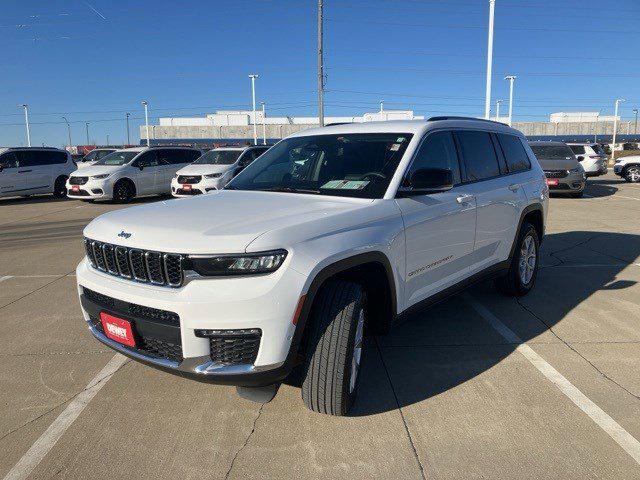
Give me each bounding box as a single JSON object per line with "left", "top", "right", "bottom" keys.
{"left": 1, "top": 174, "right": 640, "bottom": 479}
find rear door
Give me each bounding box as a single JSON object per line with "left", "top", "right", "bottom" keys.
{"left": 395, "top": 130, "right": 477, "bottom": 306}
{"left": 456, "top": 130, "right": 521, "bottom": 274}
{"left": 15, "top": 150, "right": 52, "bottom": 193}
{"left": 132, "top": 151, "right": 161, "bottom": 195}
{"left": 0, "top": 151, "right": 23, "bottom": 197}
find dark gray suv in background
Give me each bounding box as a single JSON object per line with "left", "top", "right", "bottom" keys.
{"left": 529, "top": 141, "right": 586, "bottom": 198}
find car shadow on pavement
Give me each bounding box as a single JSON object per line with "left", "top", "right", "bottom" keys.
{"left": 582, "top": 181, "right": 618, "bottom": 198}
{"left": 349, "top": 231, "right": 640, "bottom": 416}
{"left": 0, "top": 195, "right": 71, "bottom": 206}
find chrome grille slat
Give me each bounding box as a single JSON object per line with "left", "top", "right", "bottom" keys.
{"left": 83, "top": 237, "right": 183, "bottom": 288}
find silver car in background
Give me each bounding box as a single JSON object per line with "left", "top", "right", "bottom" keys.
{"left": 529, "top": 141, "right": 586, "bottom": 198}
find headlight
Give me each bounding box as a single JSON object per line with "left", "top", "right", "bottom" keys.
{"left": 204, "top": 172, "right": 223, "bottom": 179}
{"left": 188, "top": 250, "right": 287, "bottom": 276}
{"left": 91, "top": 174, "right": 110, "bottom": 179}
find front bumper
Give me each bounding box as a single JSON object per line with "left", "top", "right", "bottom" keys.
{"left": 171, "top": 177, "right": 223, "bottom": 197}
{"left": 76, "top": 257, "right": 307, "bottom": 386}
{"left": 66, "top": 178, "right": 112, "bottom": 199}
{"left": 545, "top": 171, "right": 586, "bottom": 194}
{"left": 613, "top": 164, "right": 623, "bottom": 176}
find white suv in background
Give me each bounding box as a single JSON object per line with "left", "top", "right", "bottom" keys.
{"left": 0, "top": 147, "right": 74, "bottom": 199}
{"left": 66, "top": 146, "right": 201, "bottom": 202}
{"left": 76, "top": 118, "right": 547, "bottom": 415}
{"left": 171, "top": 145, "right": 270, "bottom": 197}
{"left": 567, "top": 143, "right": 608, "bottom": 177}
{"left": 613, "top": 155, "right": 640, "bottom": 182}
{"left": 75, "top": 148, "right": 116, "bottom": 169}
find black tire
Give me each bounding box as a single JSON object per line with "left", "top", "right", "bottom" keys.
{"left": 624, "top": 166, "right": 640, "bottom": 183}
{"left": 53, "top": 176, "right": 68, "bottom": 198}
{"left": 301, "top": 280, "right": 366, "bottom": 416}
{"left": 570, "top": 191, "right": 584, "bottom": 198}
{"left": 113, "top": 179, "right": 135, "bottom": 203}
{"left": 495, "top": 222, "right": 540, "bottom": 297}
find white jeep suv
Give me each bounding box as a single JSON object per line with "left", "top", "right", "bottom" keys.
{"left": 171, "top": 146, "right": 270, "bottom": 197}
{"left": 67, "top": 146, "right": 201, "bottom": 202}
{"left": 613, "top": 155, "right": 640, "bottom": 182}
{"left": 76, "top": 118, "right": 548, "bottom": 415}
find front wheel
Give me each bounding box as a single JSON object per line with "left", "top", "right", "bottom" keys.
{"left": 113, "top": 180, "right": 135, "bottom": 203}
{"left": 495, "top": 222, "right": 540, "bottom": 296}
{"left": 625, "top": 166, "right": 640, "bottom": 183}
{"left": 53, "top": 176, "right": 68, "bottom": 198}
{"left": 301, "top": 280, "right": 366, "bottom": 416}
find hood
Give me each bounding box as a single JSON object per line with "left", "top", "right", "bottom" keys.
{"left": 83, "top": 190, "right": 374, "bottom": 253}
{"left": 537, "top": 158, "right": 579, "bottom": 171}
{"left": 75, "top": 161, "right": 97, "bottom": 169}
{"left": 70, "top": 164, "right": 125, "bottom": 177}
{"left": 175, "top": 164, "right": 231, "bottom": 176}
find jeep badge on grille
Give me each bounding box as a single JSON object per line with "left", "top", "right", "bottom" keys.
{"left": 117, "top": 230, "right": 132, "bottom": 239}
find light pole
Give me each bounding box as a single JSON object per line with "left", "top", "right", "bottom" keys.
{"left": 141, "top": 101, "right": 150, "bottom": 147}
{"left": 495, "top": 100, "right": 503, "bottom": 121}
{"left": 62, "top": 116, "right": 72, "bottom": 149}
{"left": 106, "top": 134, "right": 110, "bottom": 146}
{"left": 260, "top": 102, "right": 267, "bottom": 145}
{"left": 317, "top": 0, "right": 325, "bottom": 126}
{"left": 505, "top": 75, "right": 516, "bottom": 127}
{"left": 633, "top": 108, "right": 638, "bottom": 136}
{"left": 20, "top": 104, "right": 31, "bottom": 147}
{"left": 248, "top": 74, "right": 259, "bottom": 145}
{"left": 484, "top": 0, "right": 496, "bottom": 119}
{"left": 125, "top": 112, "right": 131, "bottom": 145}
{"left": 611, "top": 98, "right": 625, "bottom": 163}
{"left": 85, "top": 122, "right": 90, "bottom": 145}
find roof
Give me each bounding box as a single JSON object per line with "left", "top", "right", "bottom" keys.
{"left": 528, "top": 141, "right": 569, "bottom": 146}
{"left": 115, "top": 146, "right": 199, "bottom": 153}
{"left": 0, "top": 146, "right": 66, "bottom": 151}
{"left": 289, "top": 118, "right": 521, "bottom": 139}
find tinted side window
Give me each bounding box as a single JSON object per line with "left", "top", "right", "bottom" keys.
{"left": 455, "top": 131, "right": 500, "bottom": 181}
{"left": 569, "top": 145, "right": 585, "bottom": 155}
{"left": 135, "top": 151, "right": 159, "bottom": 167}
{"left": 0, "top": 152, "right": 19, "bottom": 168}
{"left": 184, "top": 150, "right": 201, "bottom": 163}
{"left": 15, "top": 151, "right": 42, "bottom": 167}
{"left": 406, "top": 131, "right": 461, "bottom": 184}
{"left": 238, "top": 151, "right": 255, "bottom": 166}
{"left": 51, "top": 151, "right": 68, "bottom": 164}
{"left": 156, "top": 149, "right": 182, "bottom": 165}
{"left": 496, "top": 134, "right": 531, "bottom": 173}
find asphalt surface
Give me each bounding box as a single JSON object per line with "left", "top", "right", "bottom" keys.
{"left": 1, "top": 174, "right": 640, "bottom": 479}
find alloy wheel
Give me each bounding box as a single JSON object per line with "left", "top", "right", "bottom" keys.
{"left": 518, "top": 235, "right": 537, "bottom": 286}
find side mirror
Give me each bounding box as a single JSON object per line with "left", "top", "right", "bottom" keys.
{"left": 577, "top": 156, "right": 584, "bottom": 161}
{"left": 399, "top": 168, "right": 454, "bottom": 196}
{"left": 138, "top": 163, "right": 144, "bottom": 171}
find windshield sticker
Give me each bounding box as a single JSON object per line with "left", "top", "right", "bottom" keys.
{"left": 389, "top": 143, "right": 401, "bottom": 151}
{"left": 321, "top": 180, "right": 370, "bottom": 190}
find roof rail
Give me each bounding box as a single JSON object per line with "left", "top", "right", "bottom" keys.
{"left": 324, "top": 122, "right": 352, "bottom": 127}
{"left": 427, "top": 116, "right": 507, "bottom": 126}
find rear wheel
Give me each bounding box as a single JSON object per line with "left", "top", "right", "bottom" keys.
{"left": 495, "top": 222, "right": 540, "bottom": 297}
{"left": 625, "top": 166, "right": 640, "bottom": 183}
{"left": 301, "top": 280, "right": 366, "bottom": 416}
{"left": 113, "top": 180, "right": 135, "bottom": 203}
{"left": 53, "top": 176, "right": 68, "bottom": 198}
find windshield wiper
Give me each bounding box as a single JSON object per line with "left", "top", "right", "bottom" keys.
{"left": 266, "top": 186, "right": 320, "bottom": 194}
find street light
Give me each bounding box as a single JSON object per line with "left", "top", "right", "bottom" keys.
{"left": 495, "top": 100, "right": 503, "bottom": 121}
{"left": 484, "top": 0, "right": 496, "bottom": 119}
{"left": 85, "top": 122, "right": 90, "bottom": 145}
{"left": 248, "top": 74, "right": 259, "bottom": 145}
{"left": 633, "top": 108, "right": 638, "bottom": 136}
{"left": 260, "top": 102, "right": 267, "bottom": 145}
{"left": 611, "top": 98, "right": 626, "bottom": 163}
{"left": 62, "top": 116, "right": 72, "bottom": 149}
{"left": 141, "top": 101, "right": 150, "bottom": 147}
{"left": 20, "top": 104, "right": 31, "bottom": 147}
{"left": 125, "top": 112, "right": 131, "bottom": 145}
{"left": 504, "top": 75, "right": 516, "bottom": 127}
{"left": 106, "top": 134, "right": 110, "bottom": 146}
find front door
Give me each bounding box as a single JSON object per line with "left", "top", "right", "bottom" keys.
{"left": 15, "top": 150, "right": 52, "bottom": 193}
{"left": 396, "top": 131, "right": 477, "bottom": 307}
{"left": 133, "top": 151, "right": 162, "bottom": 195}
{"left": 0, "top": 151, "right": 23, "bottom": 197}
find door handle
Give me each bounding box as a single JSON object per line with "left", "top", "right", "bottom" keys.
{"left": 456, "top": 194, "right": 475, "bottom": 205}
{"left": 18, "top": 169, "right": 32, "bottom": 173}
{"left": 508, "top": 183, "right": 520, "bottom": 192}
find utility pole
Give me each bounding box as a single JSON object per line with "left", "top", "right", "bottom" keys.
{"left": 505, "top": 75, "right": 516, "bottom": 127}
{"left": 248, "top": 74, "right": 259, "bottom": 145}
{"left": 261, "top": 102, "right": 267, "bottom": 145}
{"left": 141, "top": 101, "right": 150, "bottom": 147}
{"left": 62, "top": 116, "right": 72, "bottom": 149}
{"left": 20, "top": 104, "right": 31, "bottom": 147}
{"left": 633, "top": 108, "right": 638, "bottom": 136}
{"left": 484, "top": 0, "right": 496, "bottom": 119}
{"left": 125, "top": 112, "right": 131, "bottom": 145}
{"left": 611, "top": 98, "right": 625, "bottom": 163}
{"left": 85, "top": 122, "right": 90, "bottom": 145}
{"left": 317, "top": 0, "right": 325, "bottom": 126}
{"left": 495, "top": 100, "right": 503, "bottom": 121}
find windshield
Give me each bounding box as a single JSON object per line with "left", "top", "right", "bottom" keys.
{"left": 226, "top": 133, "right": 413, "bottom": 199}
{"left": 530, "top": 145, "right": 574, "bottom": 160}
{"left": 82, "top": 149, "right": 114, "bottom": 162}
{"left": 94, "top": 151, "right": 139, "bottom": 166}
{"left": 193, "top": 150, "right": 242, "bottom": 165}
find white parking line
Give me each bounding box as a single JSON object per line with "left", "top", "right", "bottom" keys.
{"left": 2, "top": 354, "right": 127, "bottom": 480}
{"left": 465, "top": 294, "right": 640, "bottom": 465}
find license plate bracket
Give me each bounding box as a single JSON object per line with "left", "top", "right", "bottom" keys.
{"left": 546, "top": 178, "right": 559, "bottom": 186}
{"left": 100, "top": 312, "right": 136, "bottom": 347}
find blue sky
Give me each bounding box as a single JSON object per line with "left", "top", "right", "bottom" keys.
{"left": 1, "top": 0, "right": 639, "bottom": 147}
